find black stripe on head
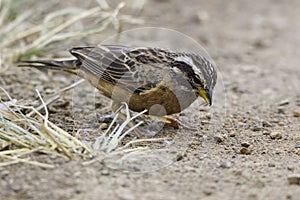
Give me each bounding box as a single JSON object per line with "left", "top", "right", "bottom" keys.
{"left": 171, "top": 60, "right": 204, "bottom": 89}
{"left": 192, "top": 55, "right": 217, "bottom": 89}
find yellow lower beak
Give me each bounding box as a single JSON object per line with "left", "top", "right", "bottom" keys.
{"left": 198, "top": 88, "right": 212, "bottom": 106}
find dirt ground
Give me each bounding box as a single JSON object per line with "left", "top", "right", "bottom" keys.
{"left": 1, "top": 0, "right": 300, "bottom": 199}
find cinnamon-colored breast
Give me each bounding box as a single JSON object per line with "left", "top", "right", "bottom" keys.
{"left": 91, "top": 78, "right": 197, "bottom": 116}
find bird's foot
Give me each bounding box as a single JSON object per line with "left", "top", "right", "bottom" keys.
{"left": 161, "top": 116, "right": 198, "bottom": 131}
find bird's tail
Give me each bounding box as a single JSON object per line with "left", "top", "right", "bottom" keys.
{"left": 18, "top": 59, "right": 78, "bottom": 74}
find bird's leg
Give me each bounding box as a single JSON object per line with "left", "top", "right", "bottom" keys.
{"left": 153, "top": 116, "right": 198, "bottom": 131}
{"left": 109, "top": 103, "right": 197, "bottom": 135}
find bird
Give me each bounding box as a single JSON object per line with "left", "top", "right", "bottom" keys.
{"left": 19, "top": 45, "right": 217, "bottom": 127}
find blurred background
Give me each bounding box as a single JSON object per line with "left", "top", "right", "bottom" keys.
{"left": 1, "top": 0, "right": 300, "bottom": 199}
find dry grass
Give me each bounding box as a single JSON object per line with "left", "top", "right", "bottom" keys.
{"left": 0, "top": 0, "right": 161, "bottom": 168}
{"left": 0, "top": 88, "right": 89, "bottom": 168}
{"left": 0, "top": 0, "right": 144, "bottom": 69}
{"left": 0, "top": 87, "right": 165, "bottom": 168}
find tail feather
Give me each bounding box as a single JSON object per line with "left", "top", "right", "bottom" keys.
{"left": 18, "top": 59, "right": 78, "bottom": 73}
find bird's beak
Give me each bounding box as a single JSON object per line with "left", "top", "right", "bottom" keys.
{"left": 198, "top": 88, "right": 212, "bottom": 106}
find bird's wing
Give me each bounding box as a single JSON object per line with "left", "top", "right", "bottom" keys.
{"left": 69, "top": 45, "right": 173, "bottom": 93}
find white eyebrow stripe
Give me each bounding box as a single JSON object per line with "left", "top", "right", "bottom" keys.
{"left": 174, "top": 56, "right": 194, "bottom": 66}
{"left": 174, "top": 55, "right": 204, "bottom": 77}
{"left": 175, "top": 56, "right": 199, "bottom": 73}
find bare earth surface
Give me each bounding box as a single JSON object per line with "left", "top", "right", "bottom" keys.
{"left": 1, "top": 0, "right": 300, "bottom": 199}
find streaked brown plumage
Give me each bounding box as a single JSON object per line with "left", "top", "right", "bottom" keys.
{"left": 19, "top": 45, "right": 217, "bottom": 116}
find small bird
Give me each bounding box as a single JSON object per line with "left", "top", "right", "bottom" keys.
{"left": 19, "top": 45, "right": 217, "bottom": 124}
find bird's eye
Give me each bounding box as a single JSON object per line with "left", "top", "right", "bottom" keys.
{"left": 194, "top": 74, "right": 202, "bottom": 84}
{"left": 194, "top": 78, "right": 201, "bottom": 84}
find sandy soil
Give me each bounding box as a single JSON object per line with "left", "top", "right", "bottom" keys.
{"left": 1, "top": 0, "right": 300, "bottom": 199}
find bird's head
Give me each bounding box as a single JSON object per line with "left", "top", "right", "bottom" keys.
{"left": 174, "top": 54, "right": 217, "bottom": 106}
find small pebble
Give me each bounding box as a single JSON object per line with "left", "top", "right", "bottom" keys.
{"left": 268, "top": 163, "right": 275, "bottom": 167}
{"left": 45, "top": 88, "right": 54, "bottom": 94}
{"left": 263, "top": 130, "right": 271, "bottom": 135}
{"left": 214, "top": 135, "right": 225, "bottom": 143}
{"left": 254, "top": 180, "right": 265, "bottom": 188}
{"left": 175, "top": 153, "right": 185, "bottom": 161}
{"left": 9, "top": 183, "right": 22, "bottom": 193}
{"left": 64, "top": 110, "right": 71, "bottom": 116}
{"left": 287, "top": 174, "right": 300, "bottom": 185}
{"left": 270, "top": 131, "right": 282, "bottom": 140}
{"left": 163, "top": 139, "right": 174, "bottom": 145}
{"left": 201, "top": 120, "right": 210, "bottom": 125}
{"left": 229, "top": 133, "right": 236, "bottom": 137}
{"left": 252, "top": 125, "right": 262, "bottom": 131}
{"left": 203, "top": 190, "right": 213, "bottom": 196}
{"left": 241, "top": 142, "right": 251, "bottom": 148}
{"left": 198, "top": 153, "right": 208, "bottom": 160}
{"left": 197, "top": 10, "right": 210, "bottom": 23}
{"left": 294, "top": 149, "right": 300, "bottom": 156}
{"left": 293, "top": 110, "right": 300, "bottom": 117}
{"left": 99, "top": 123, "right": 108, "bottom": 130}
{"left": 277, "top": 107, "right": 285, "bottom": 114}
{"left": 205, "top": 113, "right": 212, "bottom": 120}
{"left": 278, "top": 99, "right": 290, "bottom": 106}
{"left": 253, "top": 39, "right": 271, "bottom": 48}
{"left": 296, "top": 99, "right": 300, "bottom": 106}
{"left": 240, "top": 147, "right": 252, "bottom": 155}
{"left": 295, "top": 144, "right": 300, "bottom": 148}
{"left": 219, "top": 161, "right": 232, "bottom": 169}
{"left": 287, "top": 166, "right": 294, "bottom": 171}
{"left": 234, "top": 170, "right": 243, "bottom": 176}
{"left": 271, "top": 118, "right": 280, "bottom": 123}
{"left": 262, "top": 120, "right": 273, "bottom": 127}
{"left": 278, "top": 121, "right": 285, "bottom": 126}
{"left": 1, "top": 170, "right": 10, "bottom": 178}
{"left": 101, "top": 170, "right": 110, "bottom": 176}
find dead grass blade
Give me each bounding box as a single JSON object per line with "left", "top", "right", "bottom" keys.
{"left": 0, "top": 87, "right": 91, "bottom": 167}
{"left": 0, "top": 1, "right": 143, "bottom": 65}
{"left": 0, "top": 87, "right": 164, "bottom": 168}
